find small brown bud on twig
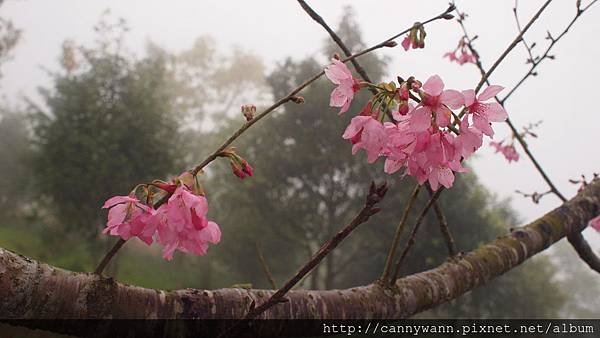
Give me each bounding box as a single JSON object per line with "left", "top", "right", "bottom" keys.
{"left": 368, "top": 208, "right": 382, "bottom": 216}
{"left": 290, "top": 96, "right": 305, "bottom": 104}
{"left": 332, "top": 53, "right": 341, "bottom": 60}
{"left": 383, "top": 40, "right": 398, "bottom": 48}
{"left": 241, "top": 104, "right": 256, "bottom": 121}
{"left": 442, "top": 13, "right": 455, "bottom": 20}
{"left": 366, "top": 181, "right": 387, "bottom": 206}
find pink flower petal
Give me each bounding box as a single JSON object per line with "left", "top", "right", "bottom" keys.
{"left": 423, "top": 75, "right": 444, "bottom": 97}
{"left": 483, "top": 102, "right": 508, "bottom": 122}
{"left": 462, "top": 89, "right": 476, "bottom": 107}
{"left": 102, "top": 195, "right": 136, "bottom": 209}
{"left": 440, "top": 90, "right": 464, "bottom": 109}
{"left": 478, "top": 85, "right": 504, "bottom": 101}
{"left": 409, "top": 107, "right": 432, "bottom": 132}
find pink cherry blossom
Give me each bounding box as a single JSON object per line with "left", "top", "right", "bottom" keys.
{"left": 455, "top": 116, "right": 483, "bottom": 158}
{"left": 419, "top": 75, "right": 464, "bottom": 128}
{"left": 590, "top": 215, "right": 600, "bottom": 233}
{"left": 149, "top": 186, "right": 221, "bottom": 260}
{"left": 325, "top": 59, "right": 360, "bottom": 114}
{"left": 343, "top": 115, "right": 387, "bottom": 163}
{"left": 402, "top": 35, "right": 418, "bottom": 51}
{"left": 336, "top": 73, "right": 507, "bottom": 191}
{"left": 490, "top": 141, "right": 520, "bottom": 163}
{"left": 102, "top": 195, "right": 156, "bottom": 245}
{"left": 404, "top": 129, "right": 466, "bottom": 190}
{"left": 444, "top": 47, "right": 477, "bottom": 65}
{"left": 382, "top": 120, "right": 416, "bottom": 174}
{"left": 463, "top": 85, "right": 508, "bottom": 137}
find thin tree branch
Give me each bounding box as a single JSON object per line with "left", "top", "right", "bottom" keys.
{"left": 297, "top": 0, "right": 374, "bottom": 85}
{"left": 256, "top": 241, "right": 277, "bottom": 289}
{"left": 428, "top": 187, "right": 457, "bottom": 257}
{"left": 500, "top": 0, "right": 598, "bottom": 104}
{"left": 380, "top": 185, "right": 421, "bottom": 283}
{"left": 218, "top": 182, "right": 388, "bottom": 337}
{"left": 390, "top": 188, "right": 443, "bottom": 283}
{"left": 243, "top": 182, "right": 387, "bottom": 319}
{"left": 473, "top": 0, "right": 553, "bottom": 93}
{"left": 94, "top": 238, "right": 126, "bottom": 275}
{"left": 513, "top": 0, "right": 536, "bottom": 64}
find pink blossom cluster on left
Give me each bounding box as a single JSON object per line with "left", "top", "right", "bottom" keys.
{"left": 102, "top": 178, "right": 221, "bottom": 260}
{"left": 325, "top": 59, "right": 508, "bottom": 190}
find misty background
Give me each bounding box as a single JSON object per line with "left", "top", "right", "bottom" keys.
{"left": 0, "top": 0, "right": 599, "bottom": 324}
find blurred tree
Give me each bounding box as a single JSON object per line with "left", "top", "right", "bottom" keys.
{"left": 0, "top": 111, "right": 32, "bottom": 220}
{"left": 30, "top": 17, "right": 183, "bottom": 252}
{"left": 205, "top": 9, "right": 566, "bottom": 317}
{"left": 0, "top": 0, "right": 21, "bottom": 79}
{"left": 0, "top": 1, "right": 27, "bottom": 220}
{"left": 550, "top": 240, "right": 600, "bottom": 318}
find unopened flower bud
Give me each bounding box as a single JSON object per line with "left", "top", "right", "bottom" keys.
{"left": 290, "top": 96, "right": 305, "bottom": 104}
{"left": 219, "top": 147, "right": 254, "bottom": 180}
{"left": 442, "top": 13, "right": 455, "bottom": 20}
{"left": 383, "top": 40, "right": 398, "bottom": 48}
{"left": 241, "top": 104, "right": 256, "bottom": 121}
{"left": 230, "top": 162, "right": 246, "bottom": 179}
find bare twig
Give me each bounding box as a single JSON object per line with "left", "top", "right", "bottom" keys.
{"left": 390, "top": 188, "right": 443, "bottom": 283}
{"left": 428, "top": 187, "right": 457, "bottom": 256}
{"left": 380, "top": 185, "right": 421, "bottom": 283}
{"left": 474, "top": 0, "right": 553, "bottom": 93}
{"left": 94, "top": 238, "right": 126, "bottom": 275}
{"left": 245, "top": 182, "right": 386, "bottom": 317}
{"left": 500, "top": 0, "right": 599, "bottom": 104}
{"left": 513, "top": 0, "right": 537, "bottom": 64}
{"left": 256, "top": 241, "right": 277, "bottom": 289}
{"left": 297, "top": 0, "right": 374, "bottom": 85}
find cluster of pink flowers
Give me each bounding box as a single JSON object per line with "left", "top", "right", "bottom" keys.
{"left": 218, "top": 148, "right": 254, "bottom": 179}
{"left": 402, "top": 24, "right": 426, "bottom": 51}
{"left": 490, "top": 141, "right": 519, "bottom": 163}
{"left": 444, "top": 38, "right": 477, "bottom": 65}
{"left": 102, "top": 175, "right": 221, "bottom": 260}
{"left": 325, "top": 60, "right": 508, "bottom": 190}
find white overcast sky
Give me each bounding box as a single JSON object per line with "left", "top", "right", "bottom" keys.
{"left": 1, "top": 0, "right": 599, "bottom": 246}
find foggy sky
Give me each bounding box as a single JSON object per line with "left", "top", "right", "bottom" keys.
{"left": 1, "top": 0, "right": 599, "bottom": 247}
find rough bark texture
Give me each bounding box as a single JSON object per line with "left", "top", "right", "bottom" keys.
{"left": 1, "top": 180, "right": 599, "bottom": 335}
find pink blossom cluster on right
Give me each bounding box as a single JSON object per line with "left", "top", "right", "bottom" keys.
{"left": 490, "top": 141, "right": 519, "bottom": 163}
{"left": 444, "top": 38, "right": 477, "bottom": 65}
{"left": 325, "top": 60, "right": 508, "bottom": 190}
